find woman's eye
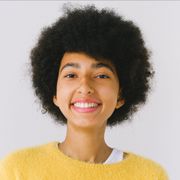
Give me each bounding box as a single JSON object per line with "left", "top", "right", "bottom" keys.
{"left": 96, "top": 74, "right": 110, "bottom": 79}
{"left": 64, "top": 73, "right": 76, "bottom": 78}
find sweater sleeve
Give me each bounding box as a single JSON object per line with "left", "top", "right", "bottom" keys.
{"left": 159, "top": 165, "right": 169, "bottom": 180}
{"left": 0, "top": 158, "right": 16, "bottom": 180}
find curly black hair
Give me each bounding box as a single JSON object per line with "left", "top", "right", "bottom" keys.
{"left": 30, "top": 5, "right": 154, "bottom": 127}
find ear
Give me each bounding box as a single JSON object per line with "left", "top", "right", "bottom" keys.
{"left": 53, "top": 95, "right": 58, "bottom": 107}
{"left": 115, "top": 98, "right": 125, "bottom": 109}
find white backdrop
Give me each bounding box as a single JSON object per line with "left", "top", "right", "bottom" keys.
{"left": 0, "top": 1, "right": 179, "bottom": 179}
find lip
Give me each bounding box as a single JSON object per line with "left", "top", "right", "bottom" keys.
{"left": 71, "top": 105, "right": 100, "bottom": 113}
{"left": 71, "top": 98, "right": 101, "bottom": 105}
{"left": 70, "top": 98, "right": 102, "bottom": 113}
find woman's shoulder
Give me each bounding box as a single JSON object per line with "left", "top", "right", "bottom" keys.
{"left": 0, "top": 142, "right": 57, "bottom": 179}
{"left": 124, "top": 151, "right": 168, "bottom": 179}
{"left": 0, "top": 142, "right": 56, "bottom": 167}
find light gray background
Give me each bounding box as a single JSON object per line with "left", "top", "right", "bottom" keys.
{"left": 0, "top": 1, "right": 179, "bottom": 179}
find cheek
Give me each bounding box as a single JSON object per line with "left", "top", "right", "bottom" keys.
{"left": 98, "top": 85, "right": 119, "bottom": 107}
{"left": 56, "top": 83, "right": 72, "bottom": 106}
{"left": 105, "top": 90, "right": 118, "bottom": 103}
{"left": 99, "top": 81, "right": 119, "bottom": 97}
{"left": 55, "top": 84, "right": 72, "bottom": 118}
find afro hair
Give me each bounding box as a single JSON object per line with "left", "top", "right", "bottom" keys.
{"left": 30, "top": 5, "right": 154, "bottom": 126}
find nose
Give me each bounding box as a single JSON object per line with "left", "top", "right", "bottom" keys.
{"left": 77, "top": 77, "right": 94, "bottom": 95}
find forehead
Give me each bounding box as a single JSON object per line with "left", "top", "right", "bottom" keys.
{"left": 60, "top": 52, "right": 116, "bottom": 73}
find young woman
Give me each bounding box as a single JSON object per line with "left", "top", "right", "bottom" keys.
{"left": 0, "top": 5, "right": 168, "bottom": 179}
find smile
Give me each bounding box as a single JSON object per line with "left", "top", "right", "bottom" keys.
{"left": 74, "top": 102, "right": 98, "bottom": 108}
{"left": 71, "top": 102, "right": 101, "bottom": 113}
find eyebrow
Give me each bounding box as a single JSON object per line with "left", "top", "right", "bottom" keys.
{"left": 60, "top": 62, "right": 115, "bottom": 74}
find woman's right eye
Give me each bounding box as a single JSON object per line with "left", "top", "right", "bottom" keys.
{"left": 64, "top": 73, "right": 76, "bottom": 78}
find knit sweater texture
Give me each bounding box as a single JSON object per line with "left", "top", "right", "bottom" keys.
{"left": 0, "top": 142, "right": 168, "bottom": 180}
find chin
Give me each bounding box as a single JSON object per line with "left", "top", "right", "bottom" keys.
{"left": 68, "top": 118, "right": 106, "bottom": 129}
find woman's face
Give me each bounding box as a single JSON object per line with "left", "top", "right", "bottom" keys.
{"left": 53, "top": 52, "right": 124, "bottom": 129}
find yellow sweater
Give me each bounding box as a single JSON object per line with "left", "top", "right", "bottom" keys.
{"left": 0, "top": 142, "right": 168, "bottom": 180}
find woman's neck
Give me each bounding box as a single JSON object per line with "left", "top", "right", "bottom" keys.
{"left": 58, "top": 124, "right": 112, "bottom": 163}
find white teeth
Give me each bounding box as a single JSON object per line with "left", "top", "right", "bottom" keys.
{"left": 74, "top": 102, "right": 98, "bottom": 108}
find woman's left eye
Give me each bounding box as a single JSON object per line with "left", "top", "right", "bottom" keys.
{"left": 96, "top": 74, "right": 110, "bottom": 79}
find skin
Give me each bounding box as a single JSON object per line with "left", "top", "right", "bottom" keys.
{"left": 53, "top": 52, "right": 124, "bottom": 163}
